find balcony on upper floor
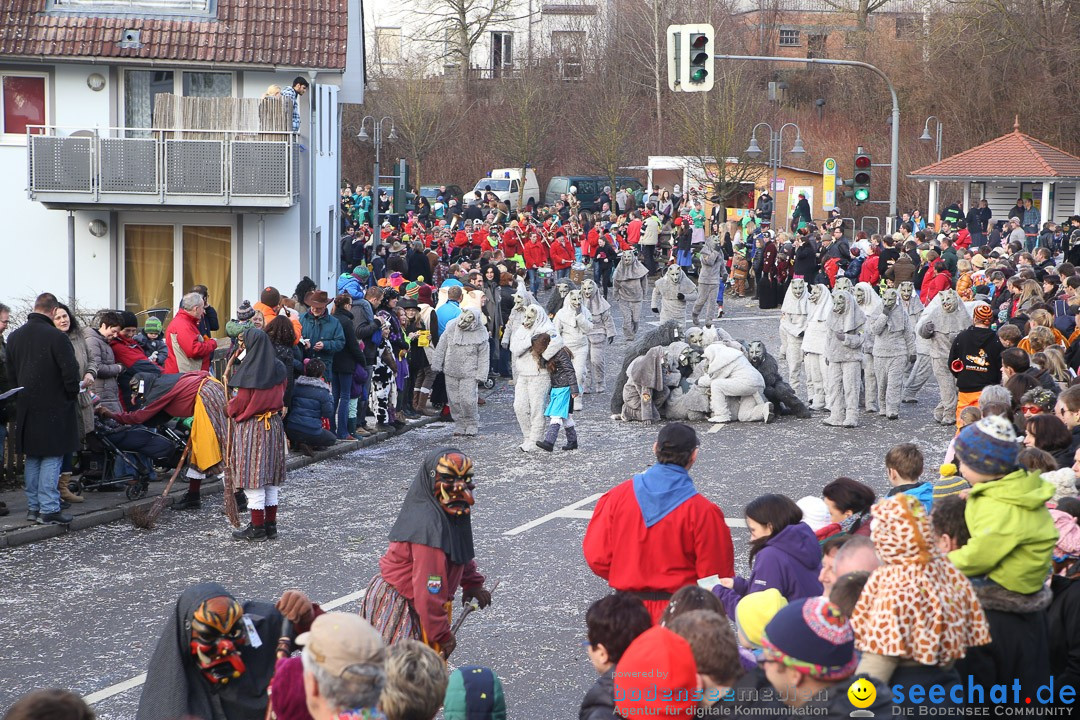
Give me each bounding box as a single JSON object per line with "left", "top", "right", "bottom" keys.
{"left": 26, "top": 126, "right": 300, "bottom": 212}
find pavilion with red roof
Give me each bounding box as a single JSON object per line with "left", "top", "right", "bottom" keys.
{"left": 909, "top": 118, "right": 1080, "bottom": 229}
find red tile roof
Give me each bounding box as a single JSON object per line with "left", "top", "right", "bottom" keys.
{"left": 0, "top": 0, "right": 348, "bottom": 70}
{"left": 911, "top": 121, "right": 1080, "bottom": 180}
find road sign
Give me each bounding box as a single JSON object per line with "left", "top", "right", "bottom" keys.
{"left": 822, "top": 157, "right": 836, "bottom": 211}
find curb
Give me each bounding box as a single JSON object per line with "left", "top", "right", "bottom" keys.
{"left": 0, "top": 415, "right": 442, "bottom": 549}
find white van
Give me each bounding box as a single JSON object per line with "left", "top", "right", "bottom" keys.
{"left": 472, "top": 168, "right": 540, "bottom": 213}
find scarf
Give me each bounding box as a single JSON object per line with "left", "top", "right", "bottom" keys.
{"left": 387, "top": 447, "right": 475, "bottom": 565}
{"left": 840, "top": 510, "right": 869, "bottom": 535}
{"left": 632, "top": 463, "right": 698, "bottom": 528}
{"left": 850, "top": 495, "right": 991, "bottom": 665}
{"left": 229, "top": 328, "right": 287, "bottom": 390}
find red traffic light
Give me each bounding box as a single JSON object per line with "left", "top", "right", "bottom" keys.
{"left": 854, "top": 155, "right": 871, "bottom": 169}
{"left": 691, "top": 34, "right": 709, "bottom": 49}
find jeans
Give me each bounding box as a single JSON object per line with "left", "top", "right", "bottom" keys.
{"left": 0, "top": 424, "right": 7, "bottom": 468}
{"left": 527, "top": 269, "right": 540, "bottom": 295}
{"left": 555, "top": 268, "right": 569, "bottom": 280}
{"left": 331, "top": 372, "right": 353, "bottom": 438}
{"left": 25, "top": 455, "right": 63, "bottom": 514}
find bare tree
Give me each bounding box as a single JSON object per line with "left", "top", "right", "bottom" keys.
{"left": 570, "top": 74, "right": 643, "bottom": 200}
{"left": 817, "top": 0, "right": 895, "bottom": 30}
{"left": 491, "top": 70, "right": 561, "bottom": 209}
{"left": 411, "top": 0, "right": 536, "bottom": 81}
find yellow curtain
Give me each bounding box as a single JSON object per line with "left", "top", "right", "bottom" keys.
{"left": 124, "top": 225, "right": 174, "bottom": 318}
{"left": 182, "top": 226, "right": 231, "bottom": 338}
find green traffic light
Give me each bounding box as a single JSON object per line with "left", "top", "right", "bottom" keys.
{"left": 854, "top": 187, "right": 869, "bottom": 202}
{"left": 691, "top": 68, "right": 708, "bottom": 82}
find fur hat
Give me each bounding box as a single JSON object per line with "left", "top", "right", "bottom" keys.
{"left": 953, "top": 415, "right": 1020, "bottom": 477}
{"left": 236, "top": 300, "right": 256, "bottom": 322}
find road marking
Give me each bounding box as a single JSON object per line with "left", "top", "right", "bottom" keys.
{"left": 503, "top": 493, "right": 603, "bottom": 536}
{"left": 503, "top": 494, "right": 747, "bottom": 535}
{"left": 83, "top": 589, "right": 368, "bottom": 706}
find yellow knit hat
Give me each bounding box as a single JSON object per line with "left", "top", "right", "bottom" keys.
{"left": 735, "top": 588, "right": 788, "bottom": 649}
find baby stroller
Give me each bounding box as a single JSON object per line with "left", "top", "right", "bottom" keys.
{"left": 77, "top": 421, "right": 186, "bottom": 501}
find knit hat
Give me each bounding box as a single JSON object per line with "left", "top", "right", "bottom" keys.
{"left": 796, "top": 496, "right": 831, "bottom": 532}
{"left": 143, "top": 317, "right": 163, "bottom": 333}
{"left": 443, "top": 666, "right": 505, "bottom": 720}
{"left": 735, "top": 588, "right": 788, "bottom": 650}
{"left": 405, "top": 282, "right": 420, "bottom": 299}
{"left": 236, "top": 300, "right": 256, "bottom": 322}
{"left": 417, "top": 284, "right": 434, "bottom": 306}
{"left": 120, "top": 310, "right": 138, "bottom": 329}
{"left": 952, "top": 415, "right": 1020, "bottom": 477}
{"left": 1051, "top": 508, "right": 1080, "bottom": 562}
{"left": 760, "top": 598, "right": 857, "bottom": 682}
{"left": 269, "top": 656, "right": 315, "bottom": 720}
{"left": 973, "top": 304, "right": 993, "bottom": 325}
{"left": 932, "top": 463, "right": 971, "bottom": 500}
{"left": 353, "top": 265, "right": 370, "bottom": 278}
{"left": 614, "top": 626, "right": 698, "bottom": 717}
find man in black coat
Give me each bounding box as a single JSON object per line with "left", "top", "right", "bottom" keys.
{"left": 7, "top": 293, "right": 81, "bottom": 524}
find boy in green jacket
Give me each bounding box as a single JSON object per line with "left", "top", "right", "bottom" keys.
{"left": 948, "top": 415, "right": 1057, "bottom": 594}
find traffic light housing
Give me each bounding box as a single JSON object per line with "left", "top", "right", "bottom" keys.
{"left": 852, "top": 149, "right": 871, "bottom": 205}
{"left": 393, "top": 158, "right": 409, "bottom": 214}
{"left": 667, "top": 24, "right": 715, "bottom": 93}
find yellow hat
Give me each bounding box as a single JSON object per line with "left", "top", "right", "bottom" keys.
{"left": 735, "top": 589, "right": 788, "bottom": 649}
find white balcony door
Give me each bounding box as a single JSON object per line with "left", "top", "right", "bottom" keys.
{"left": 123, "top": 70, "right": 233, "bottom": 134}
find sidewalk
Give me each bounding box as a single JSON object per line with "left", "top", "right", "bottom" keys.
{"left": 0, "top": 415, "right": 440, "bottom": 548}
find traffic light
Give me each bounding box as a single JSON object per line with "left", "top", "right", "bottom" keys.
{"left": 852, "top": 148, "right": 871, "bottom": 204}
{"left": 667, "top": 24, "right": 714, "bottom": 93}
{"left": 393, "top": 158, "right": 409, "bottom": 214}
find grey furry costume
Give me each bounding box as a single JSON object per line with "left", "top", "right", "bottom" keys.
{"left": 501, "top": 290, "right": 536, "bottom": 352}
{"left": 582, "top": 279, "right": 616, "bottom": 393}
{"left": 553, "top": 290, "right": 593, "bottom": 410}
{"left": 612, "top": 250, "right": 649, "bottom": 340}
{"left": 651, "top": 265, "right": 699, "bottom": 326}
{"left": 692, "top": 237, "right": 724, "bottom": 324}
{"left": 430, "top": 309, "right": 490, "bottom": 436}
{"left": 700, "top": 343, "right": 770, "bottom": 423}
{"left": 916, "top": 289, "right": 973, "bottom": 425}
{"left": 823, "top": 290, "right": 865, "bottom": 428}
{"left": 610, "top": 320, "right": 680, "bottom": 415}
{"left": 801, "top": 284, "right": 833, "bottom": 410}
{"left": 779, "top": 279, "right": 810, "bottom": 399}
{"left": 509, "top": 304, "right": 562, "bottom": 451}
{"left": 870, "top": 290, "right": 915, "bottom": 419}
{"left": 900, "top": 282, "right": 930, "bottom": 403}
{"left": 747, "top": 340, "right": 810, "bottom": 418}
{"left": 545, "top": 279, "right": 578, "bottom": 318}
{"left": 854, "top": 282, "right": 883, "bottom": 413}
{"left": 660, "top": 342, "right": 711, "bottom": 421}
{"left": 620, "top": 346, "right": 674, "bottom": 423}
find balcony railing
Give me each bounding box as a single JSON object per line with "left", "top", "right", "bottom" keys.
{"left": 27, "top": 126, "right": 300, "bottom": 210}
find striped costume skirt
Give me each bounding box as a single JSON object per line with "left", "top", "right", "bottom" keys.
{"left": 360, "top": 575, "right": 422, "bottom": 647}
{"left": 227, "top": 413, "right": 286, "bottom": 489}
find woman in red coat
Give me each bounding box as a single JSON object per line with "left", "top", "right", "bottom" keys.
{"left": 524, "top": 233, "right": 548, "bottom": 295}
{"left": 549, "top": 232, "right": 575, "bottom": 279}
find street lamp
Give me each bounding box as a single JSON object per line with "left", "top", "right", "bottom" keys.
{"left": 357, "top": 115, "right": 395, "bottom": 249}
{"left": 746, "top": 122, "right": 805, "bottom": 216}
{"left": 919, "top": 116, "right": 943, "bottom": 163}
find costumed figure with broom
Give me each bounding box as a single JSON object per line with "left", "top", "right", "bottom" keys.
{"left": 135, "top": 582, "right": 318, "bottom": 720}
{"left": 360, "top": 447, "right": 493, "bottom": 659}
{"left": 223, "top": 328, "right": 288, "bottom": 542}
{"left": 100, "top": 369, "right": 231, "bottom": 515}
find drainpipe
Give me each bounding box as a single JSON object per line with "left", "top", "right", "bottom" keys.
{"left": 68, "top": 211, "right": 76, "bottom": 305}
{"left": 258, "top": 214, "right": 266, "bottom": 291}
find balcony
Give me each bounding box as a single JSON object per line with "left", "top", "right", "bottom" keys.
{"left": 27, "top": 126, "right": 300, "bottom": 211}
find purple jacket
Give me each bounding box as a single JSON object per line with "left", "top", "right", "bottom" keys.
{"left": 713, "top": 522, "right": 824, "bottom": 619}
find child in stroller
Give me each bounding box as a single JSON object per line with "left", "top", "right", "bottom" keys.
{"left": 78, "top": 416, "right": 185, "bottom": 500}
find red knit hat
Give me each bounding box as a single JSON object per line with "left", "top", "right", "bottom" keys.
{"left": 614, "top": 626, "right": 699, "bottom": 717}
{"left": 269, "top": 656, "right": 314, "bottom": 720}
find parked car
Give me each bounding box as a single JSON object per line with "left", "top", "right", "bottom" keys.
{"left": 419, "top": 184, "right": 464, "bottom": 207}
{"left": 472, "top": 168, "right": 540, "bottom": 213}
{"left": 545, "top": 175, "right": 645, "bottom": 213}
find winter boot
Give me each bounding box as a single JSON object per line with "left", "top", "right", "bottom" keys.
{"left": 561, "top": 425, "right": 579, "bottom": 451}
{"left": 58, "top": 472, "right": 84, "bottom": 503}
{"left": 233, "top": 509, "right": 267, "bottom": 541}
{"left": 265, "top": 505, "right": 278, "bottom": 539}
{"left": 536, "top": 423, "right": 560, "bottom": 452}
{"left": 174, "top": 492, "right": 202, "bottom": 511}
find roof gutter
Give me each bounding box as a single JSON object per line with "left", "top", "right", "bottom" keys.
{"left": 0, "top": 54, "right": 344, "bottom": 74}
{"left": 908, "top": 175, "right": 1080, "bottom": 182}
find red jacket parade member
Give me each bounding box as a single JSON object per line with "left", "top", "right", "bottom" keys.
{"left": 503, "top": 223, "right": 524, "bottom": 259}
{"left": 582, "top": 225, "right": 600, "bottom": 259}
{"left": 583, "top": 423, "right": 735, "bottom": 623}
{"left": 361, "top": 448, "right": 492, "bottom": 659}
{"left": 549, "top": 232, "right": 576, "bottom": 272}
{"left": 524, "top": 234, "right": 548, "bottom": 270}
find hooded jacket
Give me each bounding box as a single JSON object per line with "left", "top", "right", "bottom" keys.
{"left": 712, "top": 522, "right": 823, "bottom": 620}
{"left": 697, "top": 239, "right": 725, "bottom": 286}
{"left": 285, "top": 375, "right": 333, "bottom": 435}
{"left": 948, "top": 324, "right": 1004, "bottom": 392}
{"left": 947, "top": 469, "right": 1057, "bottom": 594}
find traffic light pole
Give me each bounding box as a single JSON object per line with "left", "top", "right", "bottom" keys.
{"left": 713, "top": 54, "right": 899, "bottom": 228}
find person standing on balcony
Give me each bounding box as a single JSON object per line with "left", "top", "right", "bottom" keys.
{"left": 164, "top": 293, "right": 219, "bottom": 374}
{"left": 281, "top": 77, "right": 309, "bottom": 133}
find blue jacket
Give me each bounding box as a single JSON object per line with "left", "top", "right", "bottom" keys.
{"left": 336, "top": 273, "right": 367, "bottom": 298}
{"left": 713, "top": 522, "right": 823, "bottom": 619}
{"left": 299, "top": 311, "right": 345, "bottom": 378}
{"left": 888, "top": 482, "right": 935, "bottom": 514}
{"left": 436, "top": 301, "right": 462, "bottom": 335}
{"left": 286, "top": 376, "right": 332, "bottom": 434}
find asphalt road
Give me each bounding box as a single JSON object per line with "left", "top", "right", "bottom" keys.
{"left": 0, "top": 293, "right": 956, "bottom": 718}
